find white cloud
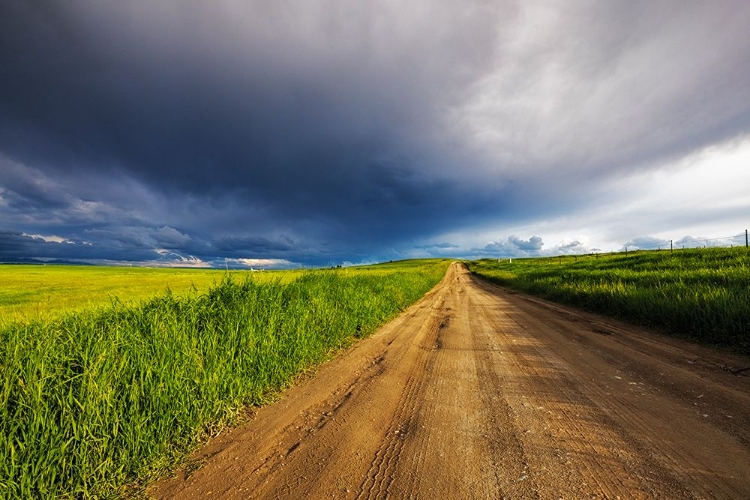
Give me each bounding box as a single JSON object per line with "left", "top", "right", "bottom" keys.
{"left": 148, "top": 250, "right": 212, "bottom": 268}
{"left": 449, "top": 134, "right": 750, "bottom": 254}
{"left": 597, "top": 135, "right": 750, "bottom": 240}
{"left": 21, "top": 233, "right": 75, "bottom": 244}
{"left": 228, "top": 258, "right": 298, "bottom": 270}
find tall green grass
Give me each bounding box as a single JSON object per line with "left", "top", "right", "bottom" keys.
{"left": 0, "top": 261, "right": 448, "bottom": 498}
{"left": 468, "top": 248, "right": 750, "bottom": 354}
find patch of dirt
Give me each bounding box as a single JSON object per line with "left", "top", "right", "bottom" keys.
{"left": 149, "top": 263, "right": 750, "bottom": 499}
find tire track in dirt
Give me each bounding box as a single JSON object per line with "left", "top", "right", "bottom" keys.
{"left": 149, "top": 263, "right": 750, "bottom": 499}
{"left": 355, "top": 303, "right": 447, "bottom": 499}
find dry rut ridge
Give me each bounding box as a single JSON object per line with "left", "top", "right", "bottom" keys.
{"left": 150, "top": 262, "right": 750, "bottom": 499}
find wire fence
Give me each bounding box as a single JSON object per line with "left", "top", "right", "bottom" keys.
{"left": 621, "top": 230, "right": 748, "bottom": 254}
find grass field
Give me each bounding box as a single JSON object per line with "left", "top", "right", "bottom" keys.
{"left": 0, "top": 265, "right": 303, "bottom": 325}
{"left": 0, "top": 259, "right": 449, "bottom": 499}
{"left": 468, "top": 247, "right": 750, "bottom": 354}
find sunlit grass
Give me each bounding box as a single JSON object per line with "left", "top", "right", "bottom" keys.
{"left": 468, "top": 248, "right": 750, "bottom": 353}
{"left": 0, "top": 265, "right": 302, "bottom": 325}
{"left": 0, "top": 260, "right": 450, "bottom": 498}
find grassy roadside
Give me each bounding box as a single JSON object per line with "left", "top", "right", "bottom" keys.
{"left": 0, "top": 260, "right": 449, "bottom": 499}
{"left": 468, "top": 248, "right": 750, "bottom": 355}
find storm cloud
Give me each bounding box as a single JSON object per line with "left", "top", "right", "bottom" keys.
{"left": 1, "top": 1, "right": 749, "bottom": 266}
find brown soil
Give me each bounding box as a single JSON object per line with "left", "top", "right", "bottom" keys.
{"left": 149, "top": 263, "right": 750, "bottom": 499}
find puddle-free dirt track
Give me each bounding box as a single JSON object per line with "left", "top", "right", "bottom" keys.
{"left": 150, "top": 262, "right": 750, "bottom": 499}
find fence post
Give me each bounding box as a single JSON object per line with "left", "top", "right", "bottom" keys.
{"left": 746, "top": 229, "right": 748, "bottom": 248}
{"left": 670, "top": 239, "right": 673, "bottom": 254}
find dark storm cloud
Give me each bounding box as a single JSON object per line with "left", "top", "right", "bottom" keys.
{"left": 0, "top": 231, "right": 161, "bottom": 263}
{"left": 214, "top": 236, "right": 297, "bottom": 254}
{"left": 84, "top": 226, "right": 192, "bottom": 250}
{"left": 0, "top": 1, "right": 501, "bottom": 195}
{"left": 0, "top": 166, "right": 69, "bottom": 211}
{"left": 0, "top": 232, "right": 30, "bottom": 257}
{"left": 1, "top": 1, "right": 750, "bottom": 265}
{"left": 0, "top": 0, "right": 516, "bottom": 265}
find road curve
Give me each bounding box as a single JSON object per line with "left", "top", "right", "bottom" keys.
{"left": 150, "top": 262, "right": 750, "bottom": 499}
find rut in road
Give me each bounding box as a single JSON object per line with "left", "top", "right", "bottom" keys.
{"left": 150, "top": 263, "right": 750, "bottom": 499}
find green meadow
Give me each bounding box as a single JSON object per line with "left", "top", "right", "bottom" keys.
{"left": 0, "top": 265, "right": 303, "bottom": 325}
{"left": 469, "top": 247, "right": 750, "bottom": 354}
{"left": 0, "top": 260, "right": 449, "bottom": 499}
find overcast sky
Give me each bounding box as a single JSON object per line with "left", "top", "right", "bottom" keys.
{"left": 1, "top": 1, "right": 749, "bottom": 268}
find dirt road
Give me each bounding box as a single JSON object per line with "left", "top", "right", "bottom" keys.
{"left": 150, "top": 263, "right": 750, "bottom": 499}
